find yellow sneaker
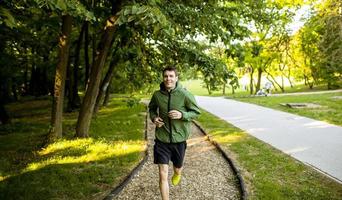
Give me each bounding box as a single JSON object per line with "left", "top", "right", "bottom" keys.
{"left": 171, "top": 174, "right": 181, "bottom": 186}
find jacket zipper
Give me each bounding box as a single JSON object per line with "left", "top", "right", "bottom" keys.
{"left": 168, "top": 91, "right": 173, "bottom": 143}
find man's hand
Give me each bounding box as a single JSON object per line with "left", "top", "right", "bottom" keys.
{"left": 153, "top": 117, "right": 165, "bottom": 128}
{"left": 168, "top": 110, "right": 182, "bottom": 120}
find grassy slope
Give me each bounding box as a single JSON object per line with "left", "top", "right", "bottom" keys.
{"left": 196, "top": 110, "right": 342, "bottom": 200}
{"left": 183, "top": 79, "right": 340, "bottom": 96}
{"left": 0, "top": 97, "right": 146, "bottom": 200}
{"left": 181, "top": 79, "right": 235, "bottom": 96}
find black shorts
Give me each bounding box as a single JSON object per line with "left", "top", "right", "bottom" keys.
{"left": 153, "top": 139, "right": 187, "bottom": 168}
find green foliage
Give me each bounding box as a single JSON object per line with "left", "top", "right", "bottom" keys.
{"left": 299, "top": 17, "right": 322, "bottom": 82}
{"left": 159, "top": 1, "right": 250, "bottom": 43}
{"left": 238, "top": 0, "right": 298, "bottom": 93}
{"left": 1, "top": 0, "right": 296, "bottom": 100}
{"left": 3, "top": 0, "right": 341, "bottom": 118}
{"left": 107, "top": 0, "right": 255, "bottom": 93}
{"left": 315, "top": 0, "right": 342, "bottom": 88}
{"left": 116, "top": 4, "right": 173, "bottom": 35}
{"left": 0, "top": 7, "right": 16, "bottom": 28}
{"left": 34, "top": 0, "right": 95, "bottom": 21}
{"left": 298, "top": 0, "right": 342, "bottom": 88}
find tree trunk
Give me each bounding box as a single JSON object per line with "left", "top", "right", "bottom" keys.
{"left": 1, "top": 78, "right": 11, "bottom": 103}
{"left": 91, "top": 28, "right": 96, "bottom": 85}
{"left": 266, "top": 76, "right": 277, "bottom": 92}
{"left": 304, "top": 74, "right": 308, "bottom": 86}
{"left": 84, "top": 21, "right": 90, "bottom": 88}
{"left": 0, "top": 80, "right": 11, "bottom": 124}
{"left": 66, "top": 54, "right": 73, "bottom": 112}
{"left": 75, "top": 15, "right": 119, "bottom": 138}
{"left": 285, "top": 74, "right": 294, "bottom": 88}
{"left": 3, "top": 79, "right": 12, "bottom": 102}
{"left": 29, "top": 63, "right": 37, "bottom": 96}
{"left": 222, "top": 83, "right": 226, "bottom": 95}
{"left": 49, "top": 15, "right": 73, "bottom": 139}
{"left": 0, "top": 102, "right": 10, "bottom": 125}
{"left": 41, "top": 55, "right": 50, "bottom": 95}
{"left": 308, "top": 80, "right": 314, "bottom": 89}
{"left": 103, "top": 78, "right": 112, "bottom": 106}
{"left": 206, "top": 83, "right": 211, "bottom": 95}
{"left": 35, "top": 67, "right": 42, "bottom": 96}
{"left": 23, "top": 50, "right": 29, "bottom": 95}
{"left": 29, "top": 59, "right": 49, "bottom": 97}
{"left": 11, "top": 78, "right": 18, "bottom": 101}
{"left": 287, "top": 67, "right": 294, "bottom": 88}
{"left": 265, "top": 70, "right": 284, "bottom": 92}
{"left": 249, "top": 67, "right": 254, "bottom": 95}
{"left": 86, "top": 0, "right": 97, "bottom": 89}
{"left": 29, "top": 48, "right": 46, "bottom": 97}
{"left": 94, "top": 57, "right": 117, "bottom": 114}
{"left": 70, "top": 23, "right": 86, "bottom": 110}
{"left": 255, "top": 67, "right": 262, "bottom": 93}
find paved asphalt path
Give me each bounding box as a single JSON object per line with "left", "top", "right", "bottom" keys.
{"left": 195, "top": 96, "right": 342, "bottom": 183}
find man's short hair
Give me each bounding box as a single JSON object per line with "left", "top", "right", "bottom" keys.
{"left": 163, "top": 66, "right": 178, "bottom": 76}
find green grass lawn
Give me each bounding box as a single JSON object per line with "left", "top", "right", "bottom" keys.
{"left": 183, "top": 79, "right": 340, "bottom": 97}
{"left": 181, "top": 79, "right": 239, "bottom": 96}
{"left": 0, "top": 96, "right": 146, "bottom": 200}
{"left": 196, "top": 110, "right": 342, "bottom": 200}
{"left": 271, "top": 83, "right": 330, "bottom": 94}
{"left": 233, "top": 92, "right": 342, "bottom": 126}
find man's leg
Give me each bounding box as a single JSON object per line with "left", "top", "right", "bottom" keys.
{"left": 171, "top": 141, "right": 186, "bottom": 186}
{"left": 173, "top": 166, "right": 182, "bottom": 176}
{"left": 158, "top": 164, "right": 169, "bottom": 200}
{"left": 171, "top": 166, "right": 182, "bottom": 186}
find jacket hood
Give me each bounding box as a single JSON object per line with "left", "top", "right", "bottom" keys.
{"left": 159, "top": 81, "right": 182, "bottom": 93}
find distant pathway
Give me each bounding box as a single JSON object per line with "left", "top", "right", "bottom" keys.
{"left": 196, "top": 96, "right": 342, "bottom": 183}
{"left": 111, "top": 119, "right": 240, "bottom": 199}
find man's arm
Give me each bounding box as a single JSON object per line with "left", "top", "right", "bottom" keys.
{"left": 149, "top": 93, "right": 165, "bottom": 127}
{"left": 148, "top": 93, "right": 158, "bottom": 121}
{"left": 180, "top": 92, "right": 201, "bottom": 121}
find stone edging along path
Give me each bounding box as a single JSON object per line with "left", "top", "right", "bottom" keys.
{"left": 192, "top": 120, "right": 247, "bottom": 200}
{"left": 103, "top": 110, "right": 247, "bottom": 200}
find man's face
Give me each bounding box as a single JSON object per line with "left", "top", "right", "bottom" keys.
{"left": 163, "top": 70, "right": 178, "bottom": 90}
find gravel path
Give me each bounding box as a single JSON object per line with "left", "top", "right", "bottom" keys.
{"left": 112, "top": 120, "right": 240, "bottom": 200}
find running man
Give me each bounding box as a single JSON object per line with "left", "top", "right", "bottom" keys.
{"left": 148, "top": 67, "right": 201, "bottom": 200}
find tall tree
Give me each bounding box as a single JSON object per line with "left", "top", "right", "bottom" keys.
{"left": 34, "top": 0, "right": 95, "bottom": 139}
{"left": 75, "top": 1, "right": 123, "bottom": 138}
{"left": 0, "top": 4, "right": 18, "bottom": 124}
{"left": 93, "top": 48, "right": 119, "bottom": 114}
{"left": 50, "top": 14, "right": 73, "bottom": 138}
{"left": 316, "top": 0, "right": 342, "bottom": 88}
{"left": 241, "top": 0, "right": 304, "bottom": 93}
{"left": 67, "top": 22, "right": 86, "bottom": 111}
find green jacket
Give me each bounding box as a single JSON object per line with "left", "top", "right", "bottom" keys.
{"left": 148, "top": 82, "right": 201, "bottom": 143}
